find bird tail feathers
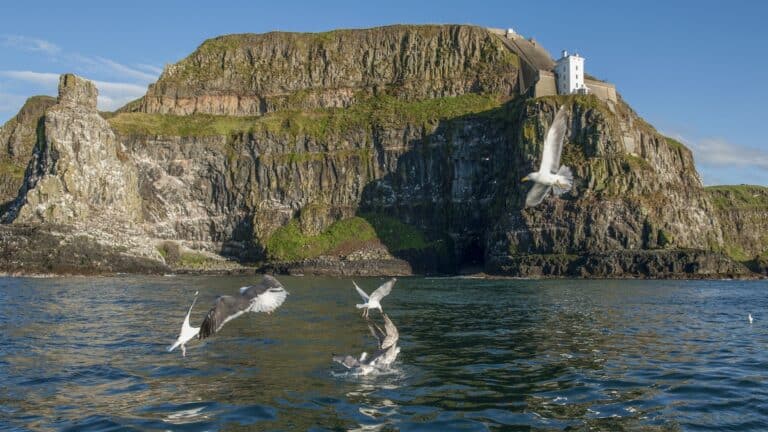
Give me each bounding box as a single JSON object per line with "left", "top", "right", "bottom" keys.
{"left": 553, "top": 165, "right": 573, "bottom": 196}
{"left": 168, "top": 341, "right": 181, "bottom": 352}
{"left": 356, "top": 303, "right": 368, "bottom": 309}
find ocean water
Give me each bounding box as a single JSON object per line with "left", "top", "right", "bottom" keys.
{"left": 1, "top": 276, "right": 767, "bottom": 431}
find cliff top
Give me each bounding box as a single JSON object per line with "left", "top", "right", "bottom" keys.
{"left": 140, "top": 24, "right": 521, "bottom": 116}
{"left": 706, "top": 185, "right": 768, "bottom": 210}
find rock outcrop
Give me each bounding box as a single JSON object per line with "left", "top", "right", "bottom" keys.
{"left": 3, "top": 74, "right": 143, "bottom": 226}
{"left": 0, "top": 25, "right": 764, "bottom": 277}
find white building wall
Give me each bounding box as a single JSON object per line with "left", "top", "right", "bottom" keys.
{"left": 555, "top": 51, "right": 588, "bottom": 95}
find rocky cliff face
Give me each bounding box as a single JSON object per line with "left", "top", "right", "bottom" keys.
{"left": 0, "top": 25, "right": 763, "bottom": 277}
{"left": 706, "top": 185, "right": 768, "bottom": 274}
{"left": 0, "top": 96, "right": 56, "bottom": 207}
{"left": 138, "top": 25, "right": 520, "bottom": 116}
{"left": 4, "top": 74, "right": 143, "bottom": 226}
{"left": 484, "top": 97, "right": 725, "bottom": 272}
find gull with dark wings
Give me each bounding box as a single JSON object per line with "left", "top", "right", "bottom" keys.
{"left": 168, "top": 275, "right": 288, "bottom": 357}
{"left": 521, "top": 105, "right": 573, "bottom": 208}
{"left": 198, "top": 275, "right": 289, "bottom": 339}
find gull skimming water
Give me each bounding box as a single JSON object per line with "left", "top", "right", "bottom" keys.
{"left": 333, "top": 313, "right": 401, "bottom": 374}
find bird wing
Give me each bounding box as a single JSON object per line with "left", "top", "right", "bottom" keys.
{"left": 380, "top": 313, "right": 399, "bottom": 349}
{"left": 369, "top": 278, "right": 395, "bottom": 303}
{"left": 242, "top": 275, "right": 289, "bottom": 313}
{"left": 538, "top": 106, "right": 568, "bottom": 174}
{"left": 181, "top": 291, "right": 199, "bottom": 333}
{"left": 353, "top": 281, "right": 369, "bottom": 301}
{"left": 198, "top": 295, "right": 247, "bottom": 339}
{"left": 367, "top": 319, "right": 385, "bottom": 348}
{"left": 525, "top": 182, "right": 552, "bottom": 208}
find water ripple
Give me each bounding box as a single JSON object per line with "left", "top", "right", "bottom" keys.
{"left": 1, "top": 276, "right": 768, "bottom": 430}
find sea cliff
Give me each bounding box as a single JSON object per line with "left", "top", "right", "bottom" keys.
{"left": 0, "top": 25, "right": 763, "bottom": 277}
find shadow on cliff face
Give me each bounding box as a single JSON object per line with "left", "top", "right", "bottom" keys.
{"left": 353, "top": 98, "right": 529, "bottom": 274}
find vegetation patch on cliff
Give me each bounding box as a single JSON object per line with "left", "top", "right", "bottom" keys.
{"left": 0, "top": 160, "right": 25, "bottom": 179}
{"left": 265, "top": 214, "right": 437, "bottom": 262}
{"left": 706, "top": 185, "right": 768, "bottom": 210}
{"left": 108, "top": 93, "right": 505, "bottom": 139}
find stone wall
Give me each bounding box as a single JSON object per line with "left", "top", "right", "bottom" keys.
{"left": 585, "top": 79, "right": 617, "bottom": 103}
{"left": 533, "top": 70, "right": 557, "bottom": 98}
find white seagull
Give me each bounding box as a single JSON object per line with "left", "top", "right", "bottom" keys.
{"left": 198, "top": 275, "right": 288, "bottom": 340}
{"left": 168, "top": 291, "right": 200, "bottom": 357}
{"left": 333, "top": 313, "right": 401, "bottom": 373}
{"left": 749, "top": 313, "right": 754, "bottom": 324}
{"left": 521, "top": 105, "right": 573, "bottom": 208}
{"left": 354, "top": 278, "right": 396, "bottom": 318}
{"left": 367, "top": 313, "right": 399, "bottom": 350}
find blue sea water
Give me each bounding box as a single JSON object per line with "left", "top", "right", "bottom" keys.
{"left": 1, "top": 276, "right": 767, "bottom": 431}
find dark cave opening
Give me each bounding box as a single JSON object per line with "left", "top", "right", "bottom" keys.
{"left": 460, "top": 238, "right": 485, "bottom": 270}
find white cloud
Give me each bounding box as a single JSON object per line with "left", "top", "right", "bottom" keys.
{"left": 71, "top": 54, "right": 162, "bottom": 83}
{"left": 0, "top": 70, "right": 60, "bottom": 86}
{"left": 1, "top": 35, "right": 60, "bottom": 54}
{"left": 2, "top": 36, "right": 159, "bottom": 85}
{"left": 669, "top": 133, "right": 768, "bottom": 169}
{"left": 136, "top": 63, "right": 163, "bottom": 75}
{"left": 0, "top": 70, "right": 147, "bottom": 111}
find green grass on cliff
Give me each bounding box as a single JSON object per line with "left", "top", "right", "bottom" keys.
{"left": 706, "top": 185, "right": 768, "bottom": 210}
{"left": 107, "top": 94, "right": 505, "bottom": 139}
{"left": 108, "top": 113, "right": 262, "bottom": 137}
{"left": 0, "top": 160, "right": 25, "bottom": 180}
{"left": 664, "top": 137, "right": 688, "bottom": 152}
{"left": 266, "top": 217, "right": 377, "bottom": 261}
{"left": 265, "top": 214, "right": 433, "bottom": 261}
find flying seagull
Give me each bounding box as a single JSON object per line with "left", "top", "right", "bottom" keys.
{"left": 367, "top": 313, "right": 399, "bottom": 350}
{"left": 168, "top": 291, "right": 200, "bottom": 357}
{"left": 749, "top": 313, "right": 754, "bottom": 324}
{"left": 354, "top": 278, "right": 396, "bottom": 318}
{"left": 198, "top": 275, "right": 288, "bottom": 340}
{"left": 521, "top": 105, "right": 573, "bottom": 208}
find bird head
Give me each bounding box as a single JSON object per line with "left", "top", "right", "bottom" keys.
{"left": 522, "top": 172, "right": 539, "bottom": 182}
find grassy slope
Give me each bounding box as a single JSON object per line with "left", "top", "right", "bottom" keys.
{"left": 265, "top": 215, "right": 435, "bottom": 261}
{"left": 705, "top": 185, "right": 768, "bottom": 210}
{"left": 107, "top": 94, "right": 506, "bottom": 138}
{"left": 705, "top": 185, "right": 768, "bottom": 262}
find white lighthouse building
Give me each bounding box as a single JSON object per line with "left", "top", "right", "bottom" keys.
{"left": 554, "top": 50, "right": 590, "bottom": 95}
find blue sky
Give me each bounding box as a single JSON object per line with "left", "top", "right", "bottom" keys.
{"left": 1, "top": 0, "right": 766, "bottom": 185}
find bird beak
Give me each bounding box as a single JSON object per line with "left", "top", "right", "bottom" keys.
{"left": 521, "top": 176, "right": 530, "bottom": 182}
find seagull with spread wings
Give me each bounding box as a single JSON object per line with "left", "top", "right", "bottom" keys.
{"left": 367, "top": 313, "right": 399, "bottom": 350}
{"left": 353, "top": 278, "right": 396, "bottom": 318}
{"left": 521, "top": 105, "right": 573, "bottom": 208}
{"left": 197, "top": 275, "right": 288, "bottom": 340}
